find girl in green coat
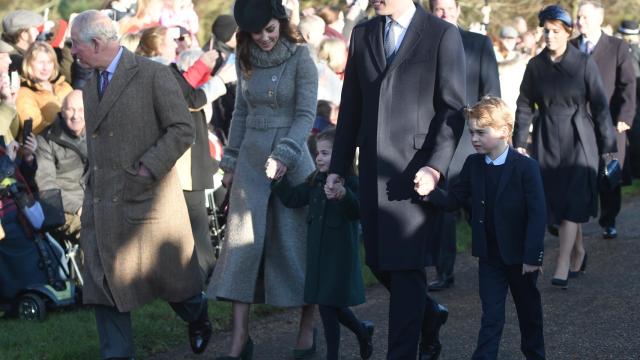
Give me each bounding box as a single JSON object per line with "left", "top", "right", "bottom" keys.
{"left": 272, "top": 129, "right": 374, "bottom": 359}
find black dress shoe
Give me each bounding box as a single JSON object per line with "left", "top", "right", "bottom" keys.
{"left": 215, "top": 337, "right": 254, "bottom": 360}
{"left": 603, "top": 227, "right": 618, "bottom": 239}
{"left": 427, "top": 274, "right": 454, "bottom": 292}
{"left": 419, "top": 304, "right": 448, "bottom": 360}
{"left": 358, "top": 320, "right": 374, "bottom": 359}
{"left": 551, "top": 277, "right": 568, "bottom": 289}
{"left": 189, "top": 318, "right": 213, "bottom": 354}
{"left": 569, "top": 252, "right": 588, "bottom": 278}
{"left": 292, "top": 328, "right": 317, "bottom": 359}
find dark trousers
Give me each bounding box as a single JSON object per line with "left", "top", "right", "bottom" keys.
{"left": 598, "top": 185, "right": 621, "bottom": 228}
{"left": 373, "top": 269, "right": 437, "bottom": 360}
{"left": 434, "top": 211, "right": 457, "bottom": 277}
{"left": 472, "top": 258, "right": 545, "bottom": 360}
{"left": 184, "top": 190, "right": 215, "bottom": 285}
{"left": 94, "top": 292, "right": 207, "bottom": 359}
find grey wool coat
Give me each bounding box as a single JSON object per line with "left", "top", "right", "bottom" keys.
{"left": 80, "top": 48, "right": 203, "bottom": 312}
{"left": 208, "top": 39, "right": 318, "bottom": 306}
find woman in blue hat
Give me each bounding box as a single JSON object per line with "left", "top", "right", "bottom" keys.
{"left": 513, "top": 5, "right": 617, "bottom": 289}
{"left": 207, "top": 0, "right": 318, "bottom": 359}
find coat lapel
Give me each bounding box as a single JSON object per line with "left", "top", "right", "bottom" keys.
{"left": 367, "top": 16, "right": 387, "bottom": 74}
{"left": 386, "top": 6, "right": 425, "bottom": 74}
{"left": 495, "top": 148, "right": 516, "bottom": 199}
{"left": 91, "top": 49, "right": 139, "bottom": 133}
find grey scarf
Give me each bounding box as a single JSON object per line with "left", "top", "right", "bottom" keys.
{"left": 249, "top": 38, "right": 297, "bottom": 68}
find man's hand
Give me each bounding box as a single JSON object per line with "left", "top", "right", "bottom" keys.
{"left": 617, "top": 121, "right": 631, "bottom": 133}
{"left": 0, "top": 73, "right": 16, "bottom": 105}
{"left": 414, "top": 166, "right": 440, "bottom": 196}
{"left": 325, "top": 173, "right": 344, "bottom": 199}
{"left": 265, "top": 157, "right": 287, "bottom": 180}
{"left": 522, "top": 264, "right": 541, "bottom": 275}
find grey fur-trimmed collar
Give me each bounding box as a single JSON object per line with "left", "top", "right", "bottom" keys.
{"left": 250, "top": 38, "right": 297, "bottom": 68}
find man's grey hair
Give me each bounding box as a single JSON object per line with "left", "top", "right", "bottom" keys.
{"left": 578, "top": 0, "right": 604, "bottom": 10}
{"left": 72, "top": 10, "right": 119, "bottom": 44}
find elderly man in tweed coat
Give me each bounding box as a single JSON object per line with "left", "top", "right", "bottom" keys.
{"left": 70, "top": 10, "right": 212, "bottom": 359}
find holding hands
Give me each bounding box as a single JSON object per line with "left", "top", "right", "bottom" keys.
{"left": 522, "top": 264, "right": 542, "bottom": 275}
{"left": 325, "top": 173, "right": 344, "bottom": 200}
{"left": 265, "top": 157, "right": 287, "bottom": 180}
{"left": 414, "top": 166, "right": 440, "bottom": 196}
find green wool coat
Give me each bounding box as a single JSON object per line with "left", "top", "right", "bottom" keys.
{"left": 272, "top": 173, "right": 365, "bottom": 307}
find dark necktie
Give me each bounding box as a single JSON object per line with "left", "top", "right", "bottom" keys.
{"left": 99, "top": 70, "right": 110, "bottom": 99}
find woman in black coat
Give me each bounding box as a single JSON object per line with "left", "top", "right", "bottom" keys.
{"left": 513, "top": 6, "right": 617, "bottom": 287}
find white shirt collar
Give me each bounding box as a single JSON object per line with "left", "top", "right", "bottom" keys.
{"left": 385, "top": 3, "right": 416, "bottom": 30}
{"left": 485, "top": 146, "right": 509, "bottom": 166}
{"left": 581, "top": 31, "right": 602, "bottom": 48}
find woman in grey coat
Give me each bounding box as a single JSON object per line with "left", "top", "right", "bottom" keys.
{"left": 207, "top": 0, "right": 318, "bottom": 359}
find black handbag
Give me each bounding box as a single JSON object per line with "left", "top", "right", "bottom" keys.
{"left": 38, "top": 189, "right": 66, "bottom": 232}
{"left": 600, "top": 158, "right": 622, "bottom": 192}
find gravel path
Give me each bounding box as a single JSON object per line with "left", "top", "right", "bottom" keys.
{"left": 153, "top": 198, "right": 640, "bottom": 360}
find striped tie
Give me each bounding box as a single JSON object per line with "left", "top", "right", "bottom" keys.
{"left": 384, "top": 20, "right": 397, "bottom": 62}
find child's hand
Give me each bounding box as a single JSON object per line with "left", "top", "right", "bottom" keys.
{"left": 327, "top": 182, "right": 346, "bottom": 200}
{"left": 522, "top": 264, "right": 541, "bottom": 275}
{"left": 324, "top": 175, "right": 344, "bottom": 199}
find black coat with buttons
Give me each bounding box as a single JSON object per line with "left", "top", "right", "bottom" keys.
{"left": 271, "top": 173, "right": 365, "bottom": 307}
{"left": 428, "top": 148, "right": 547, "bottom": 266}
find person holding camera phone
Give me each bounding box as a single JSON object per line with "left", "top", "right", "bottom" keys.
{"left": 0, "top": 40, "right": 20, "bottom": 144}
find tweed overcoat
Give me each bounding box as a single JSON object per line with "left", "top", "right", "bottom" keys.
{"left": 329, "top": 7, "right": 467, "bottom": 271}
{"left": 208, "top": 40, "right": 317, "bottom": 306}
{"left": 79, "top": 49, "right": 202, "bottom": 312}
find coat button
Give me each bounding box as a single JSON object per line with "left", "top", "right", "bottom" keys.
{"left": 93, "top": 165, "right": 99, "bottom": 171}
{"left": 112, "top": 196, "right": 119, "bottom": 203}
{"left": 93, "top": 198, "right": 100, "bottom": 204}
{"left": 92, "top": 132, "right": 98, "bottom": 138}
{"left": 479, "top": 219, "right": 484, "bottom": 224}
{"left": 271, "top": 75, "right": 277, "bottom": 82}
{"left": 108, "top": 131, "right": 114, "bottom": 137}
{"left": 268, "top": 90, "right": 274, "bottom": 97}
{"left": 481, "top": 200, "right": 485, "bottom": 205}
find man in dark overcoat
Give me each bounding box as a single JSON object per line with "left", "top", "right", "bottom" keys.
{"left": 571, "top": 0, "right": 636, "bottom": 239}
{"left": 427, "top": 0, "right": 501, "bottom": 292}
{"left": 326, "top": 0, "right": 467, "bottom": 358}
{"left": 70, "top": 10, "right": 212, "bottom": 359}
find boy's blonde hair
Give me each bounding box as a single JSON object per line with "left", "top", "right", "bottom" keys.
{"left": 464, "top": 96, "right": 514, "bottom": 136}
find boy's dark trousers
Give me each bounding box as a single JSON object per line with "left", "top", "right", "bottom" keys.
{"left": 472, "top": 257, "right": 545, "bottom": 360}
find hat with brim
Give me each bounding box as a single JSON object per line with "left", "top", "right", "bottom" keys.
{"left": 538, "top": 5, "right": 573, "bottom": 28}
{"left": 0, "top": 40, "right": 13, "bottom": 53}
{"left": 618, "top": 20, "right": 640, "bottom": 35}
{"left": 2, "top": 10, "right": 44, "bottom": 35}
{"left": 234, "top": 0, "right": 288, "bottom": 33}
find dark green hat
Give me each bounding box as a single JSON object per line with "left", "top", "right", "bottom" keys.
{"left": 234, "top": 0, "right": 288, "bottom": 33}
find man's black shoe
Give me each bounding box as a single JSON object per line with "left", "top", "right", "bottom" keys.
{"left": 427, "top": 275, "right": 454, "bottom": 292}
{"left": 419, "top": 303, "right": 448, "bottom": 360}
{"left": 602, "top": 227, "right": 618, "bottom": 239}
{"left": 189, "top": 318, "right": 213, "bottom": 354}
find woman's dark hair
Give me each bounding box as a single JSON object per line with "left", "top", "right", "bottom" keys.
{"left": 236, "top": 18, "right": 305, "bottom": 78}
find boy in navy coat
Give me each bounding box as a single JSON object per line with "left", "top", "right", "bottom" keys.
{"left": 425, "top": 97, "right": 546, "bottom": 360}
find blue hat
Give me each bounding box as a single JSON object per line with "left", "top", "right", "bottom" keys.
{"left": 538, "top": 5, "right": 573, "bottom": 28}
